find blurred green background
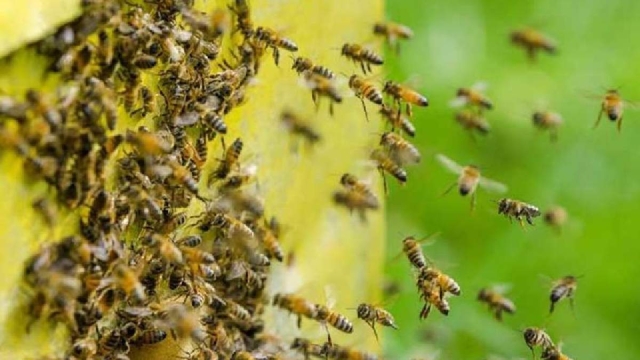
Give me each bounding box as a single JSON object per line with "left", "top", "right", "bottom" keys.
{"left": 381, "top": 0, "right": 640, "bottom": 359}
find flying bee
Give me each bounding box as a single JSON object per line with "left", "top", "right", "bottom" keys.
{"left": 333, "top": 189, "right": 379, "bottom": 222}
{"left": 511, "top": 27, "right": 557, "bottom": 61}
{"left": 135, "top": 85, "right": 156, "bottom": 118}
{"left": 216, "top": 164, "right": 258, "bottom": 192}
{"left": 228, "top": 0, "right": 253, "bottom": 37}
{"left": 125, "top": 129, "right": 173, "bottom": 155}
{"left": 111, "top": 262, "right": 146, "bottom": 303}
{"left": 281, "top": 110, "right": 321, "bottom": 146}
{"left": 348, "top": 74, "right": 383, "bottom": 121}
{"left": 132, "top": 53, "right": 158, "bottom": 69}
{"left": 340, "top": 43, "right": 383, "bottom": 74}
{"left": 532, "top": 110, "right": 563, "bottom": 142}
{"left": 549, "top": 275, "right": 579, "bottom": 314}
{"left": 380, "top": 132, "right": 421, "bottom": 165}
{"left": 435, "top": 153, "right": 507, "bottom": 211}
{"left": 313, "top": 288, "right": 354, "bottom": 342}
{"left": 162, "top": 304, "right": 207, "bottom": 343}
{"left": 355, "top": 303, "right": 398, "bottom": 341}
{"left": 401, "top": 233, "right": 438, "bottom": 270}
{"left": 211, "top": 137, "right": 243, "bottom": 181}
{"left": 451, "top": 83, "right": 493, "bottom": 112}
{"left": 69, "top": 338, "right": 98, "bottom": 359}
{"left": 455, "top": 109, "right": 490, "bottom": 138}
{"left": 24, "top": 89, "right": 62, "bottom": 130}
{"left": 383, "top": 80, "right": 428, "bottom": 117}
{"left": 477, "top": 287, "right": 516, "bottom": 321}
{"left": 291, "top": 338, "right": 325, "bottom": 360}
{"left": 32, "top": 196, "right": 57, "bottom": 227}
{"left": 418, "top": 266, "right": 461, "bottom": 298}
{"left": 142, "top": 233, "right": 184, "bottom": 265}
{"left": 380, "top": 104, "right": 416, "bottom": 137}
{"left": 321, "top": 342, "right": 378, "bottom": 360}
{"left": 497, "top": 198, "right": 541, "bottom": 227}
{"left": 209, "top": 8, "right": 231, "bottom": 38}
{"left": 167, "top": 159, "right": 200, "bottom": 196}
{"left": 523, "top": 327, "right": 554, "bottom": 358}
{"left": 292, "top": 56, "right": 335, "bottom": 79}
{"left": 272, "top": 293, "right": 318, "bottom": 327}
{"left": 541, "top": 345, "right": 573, "bottom": 360}
{"left": 592, "top": 89, "right": 632, "bottom": 132}
{"left": 373, "top": 21, "right": 413, "bottom": 54}
{"left": 543, "top": 206, "right": 568, "bottom": 233}
{"left": 303, "top": 71, "right": 343, "bottom": 116}
{"left": 417, "top": 281, "right": 450, "bottom": 319}
{"left": 253, "top": 26, "right": 298, "bottom": 65}
{"left": 370, "top": 148, "right": 407, "bottom": 194}
{"left": 340, "top": 173, "right": 379, "bottom": 207}
{"left": 249, "top": 217, "right": 284, "bottom": 262}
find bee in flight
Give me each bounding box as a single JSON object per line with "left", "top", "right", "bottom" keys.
{"left": 253, "top": 26, "right": 298, "bottom": 65}
{"left": 401, "top": 233, "right": 438, "bottom": 270}
{"left": 370, "top": 148, "right": 407, "bottom": 194}
{"left": 340, "top": 43, "right": 384, "bottom": 74}
{"left": 542, "top": 205, "right": 568, "bottom": 234}
{"left": 380, "top": 104, "right": 416, "bottom": 137}
{"left": 373, "top": 21, "right": 414, "bottom": 54}
{"left": 435, "top": 154, "right": 507, "bottom": 211}
{"left": 303, "top": 70, "right": 343, "bottom": 116}
{"left": 450, "top": 82, "right": 493, "bottom": 113}
{"left": 383, "top": 80, "right": 428, "bottom": 117}
{"left": 549, "top": 275, "right": 580, "bottom": 314}
{"left": 510, "top": 27, "right": 557, "bottom": 61}
{"left": 380, "top": 132, "right": 421, "bottom": 166}
{"left": 355, "top": 303, "right": 398, "bottom": 341}
{"left": 541, "top": 344, "right": 573, "bottom": 360}
{"left": 592, "top": 89, "right": 634, "bottom": 132}
{"left": 523, "top": 327, "right": 554, "bottom": 359}
{"left": 291, "top": 56, "right": 335, "bottom": 79}
{"left": 348, "top": 74, "right": 383, "bottom": 122}
{"left": 477, "top": 286, "right": 516, "bottom": 321}
{"left": 455, "top": 109, "right": 490, "bottom": 139}
{"left": 497, "top": 198, "right": 540, "bottom": 227}
{"left": 533, "top": 110, "right": 563, "bottom": 142}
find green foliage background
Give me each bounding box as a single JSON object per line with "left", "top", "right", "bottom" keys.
{"left": 381, "top": 0, "right": 640, "bottom": 359}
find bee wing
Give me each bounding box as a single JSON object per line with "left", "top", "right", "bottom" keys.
{"left": 324, "top": 285, "right": 337, "bottom": 309}
{"left": 448, "top": 97, "right": 467, "bottom": 108}
{"left": 389, "top": 147, "right": 420, "bottom": 166}
{"left": 490, "top": 283, "right": 512, "bottom": 294}
{"left": 225, "top": 260, "right": 247, "bottom": 281}
{"left": 471, "top": 81, "right": 488, "bottom": 92}
{"left": 478, "top": 176, "right": 508, "bottom": 194}
{"left": 435, "top": 154, "right": 464, "bottom": 175}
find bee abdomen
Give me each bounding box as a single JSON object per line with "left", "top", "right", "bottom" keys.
{"left": 330, "top": 314, "right": 354, "bottom": 333}
{"left": 363, "top": 50, "right": 384, "bottom": 65}
{"left": 408, "top": 251, "right": 426, "bottom": 268}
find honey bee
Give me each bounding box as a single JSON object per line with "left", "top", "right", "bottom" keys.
{"left": 455, "top": 109, "right": 490, "bottom": 138}
{"left": 136, "top": 328, "right": 168, "bottom": 345}
{"left": 70, "top": 338, "right": 98, "bottom": 359}
{"left": 401, "top": 234, "right": 437, "bottom": 270}
{"left": 169, "top": 267, "right": 186, "bottom": 290}
{"left": 533, "top": 111, "right": 563, "bottom": 141}
{"left": 383, "top": 80, "right": 428, "bottom": 117}
{"left": 314, "top": 304, "right": 354, "bottom": 338}
{"left": 333, "top": 189, "right": 379, "bottom": 222}
{"left": 291, "top": 337, "right": 325, "bottom": 360}
{"left": 549, "top": 275, "right": 579, "bottom": 314}
{"left": 543, "top": 206, "right": 568, "bottom": 233}
{"left": 379, "top": 104, "right": 416, "bottom": 137}
{"left": 370, "top": 148, "right": 407, "bottom": 193}
{"left": 477, "top": 287, "right": 516, "bottom": 321}
{"left": 210, "top": 8, "right": 231, "bottom": 39}
{"left": 254, "top": 26, "right": 298, "bottom": 65}
{"left": 132, "top": 53, "right": 158, "bottom": 69}
{"left": 541, "top": 345, "right": 573, "bottom": 360}
{"left": 418, "top": 266, "right": 461, "bottom": 298}
{"left": 250, "top": 217, "right": 284, "bottom": 262}
{"left": 111, "top": 262, "right": 146, "bottom": 303}
{"left": 136, "top": 85, "right": 156, "bottom": 118}
{"left": 355, "top": 303, "right": 398, "bottom": 340}
{"left": 125, "top": 129, "right": 173, "bottom": 155}
{"left": 417, "top": 282, "right": 450, "bottom": 319}
{"left": 593, "top": 89, "right": 629, "bottom": 132}
{"left": 348, "top": 74, "right": 383, "bottom": 121}
{"left": 167, "top": 159, "right": 200, "bottom": 196}
{"left": 163, "top": 304, "right": 207, "bottom": 343}
{"left": 272, "top": 293, "right": 318, "bottom": 327}
{"left": 523, "top": 327, "right": 554, "bottom": 358}
{"left": 511, "top": 27, "right": 557, "bottom": 61}
{"left": 341, "top": 43, "right": 384, "bottom": 74}
{"left": 228, "top": 0, "right": 254, "bottom": 37}
{"left": 303, "top": 71, "right": 343, "bottom": 116}
{"left": 24, "top": 89, "right": 62, "bottom": 130}
{"left": 176, "top": 234, "right": 203, "bottom": 248}
{"left": 497, "top": 198, "right": 541, "bottom": 227}
{"left": 380, "top": 132, "right": 421, "bottom": 166}
{"left": 339, "top": 173, "right": 379, "bottom": 208}
{"left": 321, "top": 342, "right": 378, "bottom": 360}
{"left": 435, "top": 153, "right": 507, "bottom": 211}
{"left": 373, "top": 21, "right": 414, "bottom": 54}
{"left": 231, "top": 351, "right": 255, "bottom": 360}
{"left": 32, "top": 196, "right": 57, "bottom": 227}
{"left": 212, "top": 137, "right": 243, "bottom": 181}
{"left": 281, "top": 110, "right": 321, "bottom": 146}
{"left": 292, "top": 56, "right": 335, "bottom": 79}
{"left": 451, "top": 83, "right": 493, "bottom": 112}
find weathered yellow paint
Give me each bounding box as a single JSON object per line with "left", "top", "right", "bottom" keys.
{"left": 0, "top": 0, "right": 384, "bottom": 358}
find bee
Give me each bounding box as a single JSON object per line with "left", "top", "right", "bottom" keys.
{"left": 380, "top": 132, "right": 421, "bottom": 166}
{"left": 97, "top": 30, "right": 114, "bottom": 67}
{"left": 176, "top": 234, "right": 203, "bottom": 248}
{"left": 217, "top": 165, "right": 258, "bottom": 192}
{"left": 201, "top": 212, "right": 255, "bottom": 245}
{"left": 110, "top": 262, "right": 146, "bottom": 303}
{"left": 231, "top": 351, "right": 255, "bottom": 360}
{"left": 333, "top": 189, "right": 379, "bottom": 222}
{"left": 340, "top": 173, "right": 379, "bottom": 208}
{"left": 401, "top": 234, "right": 437, "bottom": 270}
{"left": 593, "top": 89, "right": 630, "bottom": 132}
{"left": 541, "top": 345, "right": 573, "bottom": 360}
{"left": 125, "top": 129, "right": 173, "bottom": 155}
{"left": 292, "top": 56, "right": 335, "bottom": 79}
{"left": 228, "top": 0, "right": 254, "bottom": 37}
{"left": 549, "top": 275, "right": 579, "bottom": 314}
{"left": 511, "top": 27, "right": 557, "bottom": 61}
{"left": 348, "top": 74, "right": 383, "bottom": 121}
{"left": 370, "top": 148, "right": 407, "bottom": 194}
{"left": 69, "top": 338, "right": 98, "bottom": 359}
{"left": 140, "top": 259, "right": 165, "bottom": 296}
{"left": 24, "top": 89, "right": 62, "bottom": 130}
{"left": 314, "top": 304, "right": 354, "bottom": 337}
{"left": 477, "top": 287, "right": 516, "bottom": 321}
{"left": 532, "top": 111, "right": 563, "bottom": 141}
{"left": 32, "top": 196, "right": 57, "bottom": 227}
{"left": 250, "top": 217, "right": 284, "bottom": 262}
{"left": 418, "top": 266, "right": 461, "bottom": 298}
{"left": 303, "top": 71, "right": 343, "bottom": 116}
{"left": 543, "top": 206, "right": 568, "bottom": 233}
{"left": 291, "top": 337, "right": 325, "bottom": 360}
{"left": 380, "top": 104, "right": 416, "bottom": 137}
{"left": 497, "top": 198, "right": 541, "bottom": 227}
{"left": 210, "top": 8, "right": 231, "bottom": 39}
{"left": 83, "top": 77, "right": 118, "bottom": 130}
{"left": 417, "top": 281, "right": 450, "bottom": 319}
{"left": 373, "top": 21, "right": 413, "bottom": 54}
{"left": 281, "top": 110, "right": 321, "bottom": 146}
{"left": 132, "top": 54, "right": 158, "bottom": 69}
{"left": 523, "top": 327, "right": 554, "bottom": 358}
{"left": 169, "top": 267, "right": 186, "bottom": 290}
{"left": 340, "top": 43, "right": 383, "bottom": 74}
{"left": 272, "top": 293, "right": 318, "bottom": 327}
{"left": 212, "top": 138, "right": 243, "bottom": 181}
{"left": 136, "top": 329, "right": 168, "bottom": 345}
{"left": 136, "top": 85, "right": 156, "bottom": 118}
{"left": 435, "top": 153, "right": 507, "bottom": 211}
{"left": 455, "top": 109, "right": 490, "bottom": 138}
{"left": 167, "top": 159, "right": 200, "bottom": 196}
{"left": 163, "top": 304, "right": 207, "bottom": 343}
{"left": 355, "top": 303, "right": 398, "bottom": 341}
{"left": 383, "top": 80, "right": 428, "bottom": 117}
{"left": 142, "top": 233, "right": 184, "bottom": 265}
{"left": 451, "top": 83, "right": 493, "bottom": 112}
{"left": 321, "top": 342, "right": 378, "bottom": 360}
{"left": 254, "top": 26, "right": 298, "bottom": 65}
{"left": 119, "top": 68, "right": 142, "bottom": 112}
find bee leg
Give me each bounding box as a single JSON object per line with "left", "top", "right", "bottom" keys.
{"left": 617, "top": 115, "right": 623, "bottom": 132}
{"left": 593, "top": 108, "right": 604, "bottom": 129}
{"left": 323, "top": 323, "right": 333, "bottom": 346}
{"left": 378, "top": 168, "right": 389, "bottom": 196}
{"left": 369, "top": 320, "right": 379, "bottom": 342}
{"left": 406, "top": 103, "right": 413, "bottom": 117}
{"left": 549, "top": 300, "right": 555, "bottom": 314}
{"left": 550, "top": 129, "right": 558, "bottom": 143}
{"left": 440, "top": 182, "right": 457, "bottom": 197}
{"left": 470, "top": 192, "right": 477, "bottom": 214}
{"left": 273, "top": 47, "right": 280, "bottom": 66}
{"left": 359, "top": 97, "right": 369, "bottom": 122}
{"left": 495, "top": 309, "right": 503, "bottom": 322}
{"left": 297, "top": 315, "right": 302, "bottom": 328}
{"left": 329, "top": 101, "right": 335, "bottom": 117}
